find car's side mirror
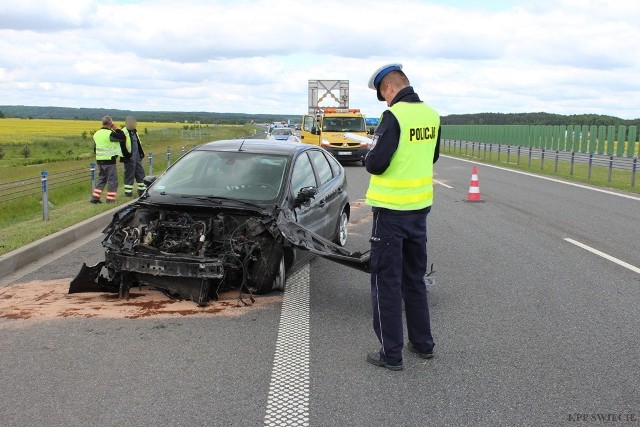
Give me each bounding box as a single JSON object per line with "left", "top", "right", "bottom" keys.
{"left": 294, "top": 186, "right": 318, "bottom": 208}
{"left": 311, "top": 127, "right": 320, "bottom": 135}
{"left": 143, "top": 176, "right": 157, "bottom": 188}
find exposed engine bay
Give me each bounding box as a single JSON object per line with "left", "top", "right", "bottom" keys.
{"left": 70, "top": 204, "right": 370, "bottom": 306}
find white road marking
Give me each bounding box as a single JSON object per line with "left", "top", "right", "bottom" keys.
{"left": 442, "top": 155, "right": 640, "bottom": 202}
{"left": 564, "top": 238, "right": 640, "bottom": 275}
{"left": 434, "top": 179, "right": 453, "bottom": 189}
{"left": 264, "top": 264, "right": 310, "bottom": 427}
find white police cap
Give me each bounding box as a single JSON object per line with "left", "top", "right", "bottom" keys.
{"left": 368, "top": 63, "right": 403, "bottom": 101}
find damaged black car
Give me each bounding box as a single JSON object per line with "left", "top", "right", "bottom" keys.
{"left": 71, "top": 140, "right": 370, "bottom": 306}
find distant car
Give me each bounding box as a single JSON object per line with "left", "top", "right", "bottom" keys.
{"left": 70, "top": 140, "right": 367, "bottom": 306}
{"left": 294, "top": 124, "right": 301, "bottom": 131}
{"left": 269, "top": 127, "right": 299, "bottom": 143}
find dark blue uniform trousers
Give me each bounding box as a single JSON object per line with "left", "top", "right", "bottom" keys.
{"left": 370, "top": 208, "right": 434, "bottom": 365}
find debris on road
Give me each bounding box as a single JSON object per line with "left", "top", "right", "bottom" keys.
{"left": 0, "top": 279, "right": 280, "bottom": 321}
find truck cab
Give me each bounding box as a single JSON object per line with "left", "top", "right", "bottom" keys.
{"left": 300, "top": 108, "right": 370, "bottom": 165}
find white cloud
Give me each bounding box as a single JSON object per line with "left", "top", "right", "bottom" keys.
{"left": 0, "top": 0, "right": 639, "bottom": 118}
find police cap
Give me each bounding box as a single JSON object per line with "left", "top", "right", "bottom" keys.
{"left": 368, "top": 63, "right": 403, "bottom": 101}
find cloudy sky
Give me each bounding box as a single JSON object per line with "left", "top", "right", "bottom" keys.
{"left": 1, "top": 0, "right": 639, "bottom": 119}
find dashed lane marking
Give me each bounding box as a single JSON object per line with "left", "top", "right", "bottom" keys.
{"left": 434, "top": 179, "right": 453, "bottom": 189}
{"left": 264, "top": 264, "right": 310, "bottom": 427}
{"left": 564, "top": 238, "right": 640, "bottom": 275}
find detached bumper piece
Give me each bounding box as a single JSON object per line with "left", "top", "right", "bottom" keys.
{"left": 277, "top": 213, "right": 370, "bottom": 273}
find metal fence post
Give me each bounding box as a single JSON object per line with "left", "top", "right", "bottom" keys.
{"left": 497, "top": 144, "right": 501, "bottom": 162}
{"left": 483, "top": 143, "right": 487, "bottom": 159}
{"left": 181, "top": 146, "right": 186, "bottom": 157}
{"left": 489, "top": 143, "right": 493, "bottom": 161}
{"left": 554, "top": 150, "right": 559, "bottom": 174}
{"left": 149, "top": 152, "right": 154, "bottom": 176}
{"left": 570, "top": 152, "right": 575, "bottom": 176}
{"left": 90, "top": 162, "right": 96, "bottom": 191}
{"left": 632, "top": 157, "right": 637, "bottom": 187}
{"left": 166, "top": 148, "right": 172, "bottom": 169}
{"left": 588, "top": 153, "right": 593, "bottom": 179}
{"left": 528, "top": 147, "right": 532, "bottom": 168}
{"left": 541, "top": 148, "right": 545, "bottom": 170}
{"left": 41, "top": 171, "right": 49, "bottom": 221}
{"left": 507, "top": 145, "right": 511, "bottom": 164}
{"left": 517, "top": 146, "right": 521, "bottom": 165}
{"left": 471, "top": 142, "right": 475, "bottom": 157}
{"left": 608, "top": 156, "right": 613, "bottom": 182}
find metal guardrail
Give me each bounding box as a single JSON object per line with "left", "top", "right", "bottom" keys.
{"left": 444, "top": 139, "right": 638, "bottom": 187}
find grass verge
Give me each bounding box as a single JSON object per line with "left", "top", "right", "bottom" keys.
{"left": 0, "top": 198, "right": 129, "bottom": 256}
{"left": 442, "top": 144, "right": 639, "bottom": 194}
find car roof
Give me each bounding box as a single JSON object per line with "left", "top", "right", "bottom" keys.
{"left": 197, "top": 139, "right": 307, "bottom": 156}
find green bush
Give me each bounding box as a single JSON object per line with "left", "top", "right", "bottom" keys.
{"left": 20, "top": 144, "right": 31, "bottom": 158}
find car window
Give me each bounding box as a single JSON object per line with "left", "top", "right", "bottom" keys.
{"left": 325, "top": 152, "right": 342, "bottom": 177}
{"left": 308, "top": 150, "right": 334, "bottom": 186}
{"left": 303, "top": 116, "right": 316, "bottom": 132}
{"left": 290, "top": 153, "right": 317, "bottom": 196}
{"left": 150, "top": 151, "right": 287, "bottom": 201}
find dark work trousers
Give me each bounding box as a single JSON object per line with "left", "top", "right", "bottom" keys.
{"left": 370, "top": 207, "right": 434, "bottom": 365}
{"left": 123, "top": 160, "right": 146, "bottom": 196}
{"left": 92, "top": 163, "right": 118, "bottom": 202}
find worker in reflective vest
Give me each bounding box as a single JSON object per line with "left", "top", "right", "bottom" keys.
{"left": 91, "top": 116, "right": 127, "bottom": 204}
{"left": 364, "top": 64, "right": 441, "bottom": 371}
{"left": 121, "top": 116, "right": 146, "bottom": 197}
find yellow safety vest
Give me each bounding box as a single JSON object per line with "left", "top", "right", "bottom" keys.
{"left": 123, "top": 127, "right": 141, "bottom": 154}
{"left": 93, "top": 128, "right": 122, "bottom": 160}
{"left": 365, "top": 101, "right": 440, "bottom": 210}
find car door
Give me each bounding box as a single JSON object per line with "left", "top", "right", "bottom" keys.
{"left": 289, "top": 151, "right": 324, "bottom": 235}
{"left": 300, "top": 115, "right": 320, "bottom": 146}
{"left": 306, "top": 149, "right": 344, "bottom": 238}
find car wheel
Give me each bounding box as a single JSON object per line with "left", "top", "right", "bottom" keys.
{"left": 272, "top": 256, "right": 286, "bottom": 291}
{"left": 251, "top": 243, "right": 284, "bottom": 294}
{"left": 334, "top": 209, "right": 349, "bottom": 247}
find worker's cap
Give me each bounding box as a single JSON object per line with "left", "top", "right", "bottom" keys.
{"left": 368, "top": 63, "right": 403, "bottom": 101}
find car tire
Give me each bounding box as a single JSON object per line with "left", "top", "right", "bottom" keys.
{"left": 251, "top": 243, "right": 284, "bottom": 294}
{"left": 334, "top": 209, "right": 349, "bottom": 247}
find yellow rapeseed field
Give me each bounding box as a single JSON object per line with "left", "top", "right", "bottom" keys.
{"left": 0, "top": 118, "right": 186, "bottom": 144}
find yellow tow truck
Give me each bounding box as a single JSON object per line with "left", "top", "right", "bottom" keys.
{"left": 299, "top": 80, "right": 371, "bottom": 165}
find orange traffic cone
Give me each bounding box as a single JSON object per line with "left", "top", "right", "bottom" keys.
{"left": 466, "top": 166, "right": 483, "bottom": 202}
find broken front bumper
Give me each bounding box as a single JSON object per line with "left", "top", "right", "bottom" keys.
{"left": 105, "top": 251, "right": 224, "bottom": 279}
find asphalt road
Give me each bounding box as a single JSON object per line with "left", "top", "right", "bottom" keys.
{"left": 1, "top": 155, "right": 639, "bottom": 426}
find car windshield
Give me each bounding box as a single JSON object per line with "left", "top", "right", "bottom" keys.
{"left": 272, "top": 128, "right": 292, "bottom": 136}
{"left": 322, "top": 117, "right": 365, "bottom": 132}
{"left": 150, "top": 150, "right": 288, "bottom": 202}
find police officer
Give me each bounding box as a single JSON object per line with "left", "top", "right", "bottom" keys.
{"left": 364, "top": 64, "right": 440, "bottom": 371}
{"left": 91, "top": 116, "right": 127, "bottom": 204}
{"left": 121, "top": 116, "right": 146, "bottom": 197}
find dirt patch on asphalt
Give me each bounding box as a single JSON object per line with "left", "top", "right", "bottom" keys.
{"left": 0, "top": 279, "right": 280, "bottom": 321}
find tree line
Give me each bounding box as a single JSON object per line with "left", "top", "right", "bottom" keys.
{"left": 2, "top": 106, "right": 639, "bottom": 127}
{"left": 441, "top": 112, "right": 640, "bottom": 127}
{"left": 0, "top": 106, "right": 298, "bottom": 124}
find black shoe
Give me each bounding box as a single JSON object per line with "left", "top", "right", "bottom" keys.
{"left": 90, "top": 198, "right": 102, "bottom": 204}
{"left": 137, "top": 190, "right": 145, "bottom": 197}
{"left": 124, "top": 192, "right": 134, "bottom": 198}
{"left": 366, "top": 352, "right": 403, "bottom": 371}
{"left": 407, "top": 342, "right": 434, "bottom": 359}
